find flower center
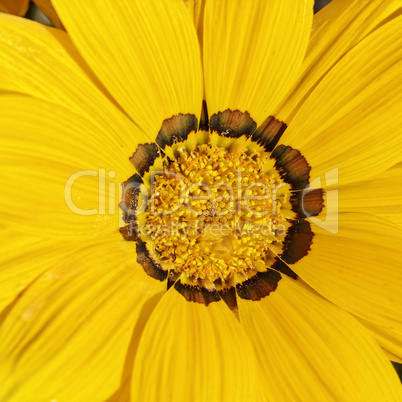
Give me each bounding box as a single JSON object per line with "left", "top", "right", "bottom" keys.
{"left": 140, "top": 143, "right": 288, "bottom": 283}
{"left": 120, "top": 110, "right": 324, "bottom": 306}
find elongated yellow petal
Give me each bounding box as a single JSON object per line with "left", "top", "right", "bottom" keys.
{"left": 239, "top": 277, "right": 402, "bottom": 401}
{"left": 52, "top": 0, "right": 203, "bottom": 136}
{"left": 277, "top": 0, "right": 402, "bottom": 121}
{"left": 292, "top": 213, "right": 402, "bottom": 336}
{"left": 183, "top": 0, "right": 205, "bottom": 49}
{"left": 131, "top": 289, "right": 260, "bottom": 402}
{"left": 33, "top": 0, "right": 64, "bottom": 29}
{"left": 0, "top": 240, "right": 165, "bottom": 402}
{"left": 0, "top": 0, "right": 29, "bottom": 15}
{"left": 203, "top": 0, "right": 313, "bottom": 126}
{"left": 0, "top": 95, "right": 135, "bottom": 239}
{"left": 0, "top": 15, "right": 147, "bottom": 146}
{"left": 338, "top": 163, "right": 402, "bottom": 229}
{"left": 0, "top": 228, "right": 83, "bottom": 313}
{"left": 279, "top": 16, "right": 402, "bottom": 185}
{"left": 358, "top": 317, "right": 402, "bottom": 364}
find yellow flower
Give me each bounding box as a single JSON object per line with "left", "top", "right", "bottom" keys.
{"left": 0, "top": 0, "right": 402, "bottom": 401}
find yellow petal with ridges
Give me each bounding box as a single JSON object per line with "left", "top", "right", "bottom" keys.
{"left": 0, "top": 239, "right": 165, "bottom": 402}
{"left": 277, "top": 0, "right": 402, "bottom": 121}
{"left": 239, "top": 277, "right": 402, "bottom": 401}
{"left": 184, "top": 0, "right": 205, "bottom": 50}
{"left": 203, "top": 0, "right": 313, "bottom": 126}
{"left": 279, "top": 16, "right": 402, "bottom": 186}
{"left": 0, "top": 15, "right": 148, "bottom": 145}
{"left": 291, "top": 213, "right": 402, "bottom": 335}
{"left": 0, "top": 228, "right": 84, "bottom": 313}
{"left": 131, "top": 289, "right": 259, "bottom": 402}
{"left": 0, "top": 95, "right": 135, "bottom": 239}
{"left": 338, "top": 163, "right": 402, "bottom": 229}
{"left": 358, "top": 317, "right": 402, "bottom": 364}
{"left": 52, "top": 0, "right": 203, "bottom": 136}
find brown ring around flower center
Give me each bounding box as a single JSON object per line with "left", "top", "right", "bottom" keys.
{"left": 120, "top": 106, "right": 324, "bottom": 308}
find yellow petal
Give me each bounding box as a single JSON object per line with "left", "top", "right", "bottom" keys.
{"left": 0, "top": 95, "right": 135, "bottom": 239}
{"left": 279, "top": 16, "right": 402, "bottom": 186}
{"left": 339, "top": 163, "right": 402, "bottom": 229}
{"left": 358, "top": 317, "right": 402, "bottom": 365}
{"left": 0, "top": 0, "right": 29, "bottom": 16}
{"left": 0, "top": 240, "right": 165, "bottom": 402}
{"left": 52, "top": 0, "right": 203, "bottom": 135}
{"left": 0, "top": 14, "right": 147, "bottom": 146}
{"left": 0, "top": 228, "right": 84, "bottom": 313}
{"left": 104, "top": 382, "right": 130, "bottom": 402}
{"left": 203, "top": 0, "right": 313, "bottom": 126}
{"left": 131, "top": 289, "right": 260, "bottom": 401}
{"left": 291, "top": 213, "right": 402, "bottom": 334}
{"left": 183, "top": 0, "right": 205, "bottom": 49}
{"left": 33, "top": 0, "right": 64, "bottom": 29}
{"left": 277, "top": 0, "right": 402, "bottom": 121}
{"left": 388, "top": 352, "right": 402, "bottom": 365}
{"left": 239, "top": 277, "right": 402, "bottom": 401}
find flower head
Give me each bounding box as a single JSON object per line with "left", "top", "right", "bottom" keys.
{"left": 0, "top": 0, "right": 402, "bottom": 401}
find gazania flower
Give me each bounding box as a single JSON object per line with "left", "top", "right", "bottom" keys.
{"left": 1, "top": 0, "right": 402, "bottom": 400}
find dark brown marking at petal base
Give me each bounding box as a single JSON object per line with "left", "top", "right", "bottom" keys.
{"left": 129, "top": 143, "right": 161, "bottom": 177}
{"left": 236, "top": 270, "right": 282, "bottom": 301}
{"left": 218, "top": 287, "right": 238, "bottom": 310}
{"left": 119, "top": 223, "right": 141, "bottom": 243}
{"left": 199, "top": 100, "right": 209, "bottom": 131}
{"left": 290, "top": 188, "right": 325, "bottom": 218}
{"left": 252, "top": 116, "right": 287, "bottom": 152}
{"left": 271, "top": 145, "right": 311, "bottom": 190}
{"left": 210, "top": 109, "right": 257, "bottom": 138}
{"left": 120, "top": 174, "right": 143, "bottom": 223}
{"left": 271, "top": 257, "right": 298, "bottom": 280}
{"left": 119, "top": 175, "right": 143, "bottom": 241}
{"left": 136, "top": 242, "right": 168, "bottom": 281}
{"left": 156, "top": 114, "right": 198, "bottom": 149}
{"left": 280, "top": 219, "right": 313, "bottom": 265}
{"left": 174, "top": 280, "right": 221, "bottom": 305}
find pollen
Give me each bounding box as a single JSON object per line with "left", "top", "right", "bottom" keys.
{"left": 141, "top": 143, "right": 288, "bottom": 283}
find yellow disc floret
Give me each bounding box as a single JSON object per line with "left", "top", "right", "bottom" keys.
{"left": 142, "top": 143, "right": 287, "bottom": 283}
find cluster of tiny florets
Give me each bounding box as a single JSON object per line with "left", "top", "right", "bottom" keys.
{"left": 144, "top": 144, "right": 287, "bottom": 283}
